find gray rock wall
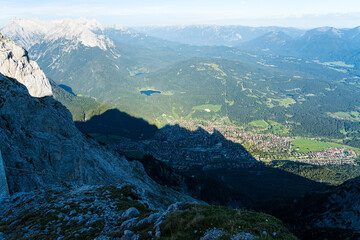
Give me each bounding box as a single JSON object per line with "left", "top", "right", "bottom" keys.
{"left": 0, "top": 36, "right": 195, "bottom": 209}
{"left": 0, "top": 74, "right": 194, "bottom": 209}
{"left": 0, "top": 34, "right": 52, "bottom": 98}
{"left": 0, "top": 151, "right": 9, "bottom": 198}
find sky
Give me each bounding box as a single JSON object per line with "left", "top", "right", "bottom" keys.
{"left": 1, "top": 0, "right": 360, "bottom": 28}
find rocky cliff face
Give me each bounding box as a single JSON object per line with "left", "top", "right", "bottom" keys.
{"left": 0, "top": 34, "right": 52, "bottom": 97}
{"left": 0, "top": 73, "right": 194, "bottom": 208}
{"left": 0, "top": 38, "right": 193, "bottom": 209}
{"left": 287, "top": 176, "right": 360, "bottom": 239}
{"left": 302, "top": 177, "right": 360, "bottom": 230}
{"left": 0, "top": 150, "right": 9, "bottom": 198}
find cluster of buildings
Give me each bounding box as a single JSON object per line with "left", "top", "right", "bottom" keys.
{"left": 237, "top": 132, "right": 292, "bottom": 153}
{"left": 164, "top": 119, "right": 359, "bottom": 166}
{"left": 295, "top": 159, "right": 357, "bottom": 166}
{"left": 167, "top": 119, "right": 292, "bottom": 153}
{"left": 290, "top": 148, "right": 359, "bottom": 165}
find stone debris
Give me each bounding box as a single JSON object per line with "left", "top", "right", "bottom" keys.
{"left": 122, "top": 207, "right": 140, "bottom": 219}
{"left": 200, "top": 228, "right": 227, "bottom": 240}
{"left": 231, "top": 232, "right": 258, "bottom": 240}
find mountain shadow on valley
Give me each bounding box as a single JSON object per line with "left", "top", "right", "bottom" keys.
{"left": 75, "top": 108, "right": 158, "bottom": 140}
{"left": 137, "top": 123, "right": 326, "bottom": 213}
{"left": 75, "top": 110, "right": 328, "bottom": 216}
{"left": 58, "top": 84, "right": 76, "bottom": 95}
{"left": 125, "top": 154, "right": 252, "bottom": 208}
{"left": 77, "top": 110, "right": 326, "bottom": 210}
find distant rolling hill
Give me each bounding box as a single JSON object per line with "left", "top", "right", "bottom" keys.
{"left": 134, "top": 25, "right": 304, "bottom": 46}
{"left": 131, "top": 57, "right": 360, "bottom": 141}
{"left": 239, "top": 26, "right": 360, "bottom": 74}
{"left": 50, "top": 79, "right": 111, "bottom": 121}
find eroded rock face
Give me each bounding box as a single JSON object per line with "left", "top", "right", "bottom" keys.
{"left": 312, "top": 178, "right": 360, "bottom": 230}
{"left": 0, "top": 150, "right": 9, "bottom": 198}
{"left": 0, "top": 34, "right": 52, "bottom": 97}
{"left": 0, "top": 36, "right": 195, "bottom": 208}
{"left": 0, "top": 74, "right": 193, "bottom": 208}
{"left": 292, "top": 176, "right": 360, "bottom": 237}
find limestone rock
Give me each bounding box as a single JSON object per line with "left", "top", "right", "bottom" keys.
{"left": 0, "top": 72, "right": 194, "bottom": 210}
{"left": 0, "top": 151, "right": 9, "bottom": 198}
{"left": 122, "top": 207, "right": 140, "bottom": 219}
{"left": 295, "top": 176, "right": 360, "bottom": 231}
{"left": 0, "top": 35, "right": 196, "bottom": 210}
{"left": 200, "top": 228, "right": 227, "bottom": 240}
{"left": 0, "top": 35, "right": 52, "bottom": 97}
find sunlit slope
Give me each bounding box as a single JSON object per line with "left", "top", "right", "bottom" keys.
{"left": 118, "top": 57, "right": 360, "bottom": 141}
{"left": 28, "top": 33, "right": 360, "bottom": 144}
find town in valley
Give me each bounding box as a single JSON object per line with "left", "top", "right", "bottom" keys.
{"left": 113, "top": 118, "right": 359, "bottom": 170}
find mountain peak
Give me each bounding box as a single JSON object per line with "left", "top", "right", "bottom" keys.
{"left": 306, "top": 26, "right": 343, "bottom": 37}
{"left": 0, "top": 34, "right": 52, "bottom": 97}
{"left": 1, "top": 18, "right": 113, "bottom": 51}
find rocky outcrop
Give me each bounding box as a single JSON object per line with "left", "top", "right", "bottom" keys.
{"left": 0, "top": 150, "right": 9, "bottom": 198}
{"left": 289, "top": 176, "right": 360, "bottom": 239}
{"left": 311, "top": 177, "right": 360, "bottom": 230}
{"left": 0, "top": 36, "right": 195, "bottom": 208}
{"left": 0, "top": 72, "right": 194, "bottom": 209}
{"left": 0, "top": 34, "right": 52, "bottom": 97}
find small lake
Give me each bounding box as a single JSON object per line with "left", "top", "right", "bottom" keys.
{"left": 134, "top": 72, "right": 147, "bottom": 76}
{"left": 140, "top": 90, "right": 161, "bottom": 96}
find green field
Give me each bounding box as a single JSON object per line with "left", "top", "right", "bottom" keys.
{"left": 193, "top": 104, "right": 222, "bottom": 112}
{"left": 276, "top": 97, "right": 296, "bottom": 108}
{"left": 249, "top": 120, "right": 269, "bottom": 128}
{"left": 292, "top": 138, "right": 360, "bottom": 154}
{"left": 268, "top": 120, "right": 280, "bottom": 126}
{"left": 329, "top": 111, "right": 360, "bottom": 121}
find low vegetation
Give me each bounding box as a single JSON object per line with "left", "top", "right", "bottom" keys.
{"left": 267, "top": 161, "right": 360, "bottom": 185}
{"left": 291, "top": 138, "right": 360, "bottom": 154}
{"left": 193, "top": 104, "right": 222, "bottom": 112}
{"left": 0, "top": 185, "right": 298, "bottom": 239}
{"left": 160, "top": 204, "right": 297, "bottom": 240}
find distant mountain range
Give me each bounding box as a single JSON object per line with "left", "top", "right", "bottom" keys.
{"left": 240, "top": 26, "right": 360, "bottom": 68}
{"left": 2, "top": 18, "right": 360, "bottom": 147}
{"left": 134, "top": 25, "right": 360, "bottom": 68}
{"left": 134, "top": 25, "right": 305, "bottom": 46}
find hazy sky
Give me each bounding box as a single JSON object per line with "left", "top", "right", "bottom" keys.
{"left": 1, "top": 0, "right": 360, "bottom": 28}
